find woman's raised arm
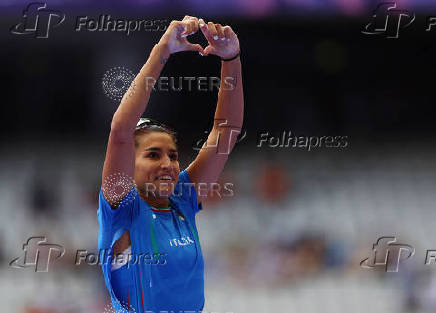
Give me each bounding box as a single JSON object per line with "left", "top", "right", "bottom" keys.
{"left": 187, "top": 19, "right": 244, "bottom": 204}
{"left": 102, "top": 16, "right": 204, "bottom": 207}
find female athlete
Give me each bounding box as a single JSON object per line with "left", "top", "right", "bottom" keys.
{"left": 97, "top": 16, "right": 244, "bottom": 313}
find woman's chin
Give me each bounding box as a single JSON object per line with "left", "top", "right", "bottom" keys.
{"left": 156, "top": 186, "right": 173, "bottom": 197}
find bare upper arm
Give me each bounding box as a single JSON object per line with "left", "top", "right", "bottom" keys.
{"left": 101, "top": 128, "right": 136, "bottom": 209}
{"left": 187, "top": 124, "right": 239, "bottom": 203}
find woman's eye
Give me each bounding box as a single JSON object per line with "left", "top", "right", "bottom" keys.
{"left": 147, "top": 152, "right": 158, "bottom": 158}
{"left": 170, "top": 154, "right": 178, "bottom": 161}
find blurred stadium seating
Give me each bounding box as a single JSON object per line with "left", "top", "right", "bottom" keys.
{"left": 2, "top": 142, "right": 436, "bottom": 312}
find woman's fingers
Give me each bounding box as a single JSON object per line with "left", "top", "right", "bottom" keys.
{"left": 198, "top": 18, "right": 212, "bottom": 41}
{"left": 183, "top": 24, "right": 190, "bottom": 36}
{"left": 199, "top": 20, "right": 231, "bottom": 41}
{"left": 185, "top": 43, "right": 205, "bottom": 54}
{"left": 181, "top": 20, "right": 191, "bottom": 37}
{"left": 203, "top": 45, "right": 217, "bottom": 56}
{"left": 169, "top": 20, "right": 185, "bottom": 36}
{"left": 166, "top": 17, "right": 238, "bottom": 56}
{"left": 198, "top": 20, "right": 231, "bottom": 56}
{"left": 223, "top": 26, "right": 233, "bottom": 41}
{"left": 181, "top": 16, "right": 199, "bottom": 37}
{"left": 207, "top": 22, "right": 218, "bottom": 41}
{"left": 190, "top": 18, "right": 199, "bottom": 34}
{"left": 215, "top": 24, "right": 225, "bottom": 41}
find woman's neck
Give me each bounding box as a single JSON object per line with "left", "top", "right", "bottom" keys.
{"left": 140, "top": 193, "right": 170, "bottom": 209}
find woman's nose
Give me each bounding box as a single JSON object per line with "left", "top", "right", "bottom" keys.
{"left": 160, "top": 156, "right": 171, "bottom": 168}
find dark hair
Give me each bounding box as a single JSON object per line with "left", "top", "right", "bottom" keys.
{"left": 134, "top": 118, "right": 178, "bottom": 149}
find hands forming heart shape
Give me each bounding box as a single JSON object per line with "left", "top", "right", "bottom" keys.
{"left": 158, "top": 15, "right": 240, "bottom": 60}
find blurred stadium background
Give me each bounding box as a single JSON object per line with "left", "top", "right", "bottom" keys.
{"left": 2, "top": 0, "right": 436, "bottom": 312}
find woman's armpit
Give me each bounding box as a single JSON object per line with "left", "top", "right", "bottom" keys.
{"left": 113, "top": 230, "right": 131, "bottom": 257}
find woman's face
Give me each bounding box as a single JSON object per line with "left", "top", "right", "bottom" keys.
{"left": 134, "top": 131, "right": 180, "bottom": 200}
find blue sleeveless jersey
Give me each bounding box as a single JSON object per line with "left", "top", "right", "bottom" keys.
{"left": 97, "top": 170, "right": 205, "bottom": 313}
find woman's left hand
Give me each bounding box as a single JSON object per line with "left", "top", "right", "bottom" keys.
{"left": 198, "top": 19, "right": 240, "bottom": 59}
{"left": 158, "top": 16, "right": 204, "bottom": 55}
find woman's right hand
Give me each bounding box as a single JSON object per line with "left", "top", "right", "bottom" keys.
{"left": 158, "top": 16, "right": 204, "bottom": 55}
